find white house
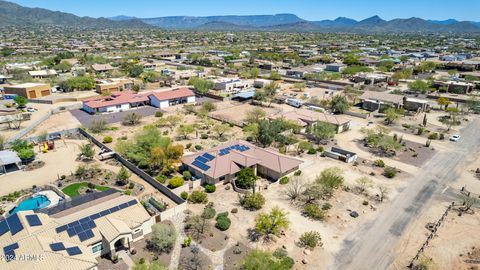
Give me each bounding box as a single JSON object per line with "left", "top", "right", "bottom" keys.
{"left": 148, "top": 87, "right": 196, "bottom": 109}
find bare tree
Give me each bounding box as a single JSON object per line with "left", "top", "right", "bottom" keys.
{"left": 180, "top": 244, "right": 203, "bottom": 270}
{"left": 378, "top": 186, "right": 389, "bottom": 202}
{"left": 284, "top": 176, "right": 305, "bottom": 202}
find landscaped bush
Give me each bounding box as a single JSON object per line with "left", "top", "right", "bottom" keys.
{"left": 294, "top": 170, "right": 302, "bottom": 176}
{"left": 383, "top": 166, "right": 397, "bottom": 178}
{"left": 103, "top": 136, "right": 113, "bottom": 143}
{"left": 155, "top": 111, "right": 163, "bottom": 118}
{"left": 188, "top": 190, "right": 208, "bottom": 204}
{"left": 200, "top": 134, "right": 208, "bottom": 139}
{"left": 321, "top": 202, "right": 332, "bottom": 211}
{"left": 168, "top": 176, "right": 185, "bottom": 189}
{"left": 155, "top": 174, "right": 166, "bottom": 184}
{"left": 216, "top": 213, "right": 231, "bottom": 231}
{"left": 183, "top": 235, "right": 192, "bottom": 247}
{"left": 183, "top": 171, "right": 192, "bottom": 180}
{"left": 303, "top": 203, "right": 326, "bottom": 220}
{"left": 279, "top": 176, "right": 289, "bottom": 185}
{"left": 239, "top": 192, "right": 265, "bottom": 210}
{"left": 180, "top": 191, "right": 189, "bottom": 200}
{"left": 374, "top": 159, "right": 385, "bottom": 167}
{"left": 204, "top": 184, "right": 216, "bottom": 193}
{"left": 87, "top": 182, "right": 95, "bottom": 189}
{"left": 317, "top": 146, "right": 324, "bottom": 152}
{"left": 307, "top": 148, "right": 317, "bottom": 155}
{"left": 186, "top": 143, "right": 192, "bottom": 149}
{"left": 149, "top": 198, "right": 165, "bottom": 211}
{"left": 194, "top": 145, "right": 203, "bottom": 150}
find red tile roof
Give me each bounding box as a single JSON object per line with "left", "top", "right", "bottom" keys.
{"left": 83, "top": 91, "right": 149, "bottom": 109}
{"left": 148, "top": 87, "right": 195, "bottom": 101}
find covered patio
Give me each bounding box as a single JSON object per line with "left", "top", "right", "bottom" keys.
{"left": 0, "top": 150, "right": 21, "bottom": 175}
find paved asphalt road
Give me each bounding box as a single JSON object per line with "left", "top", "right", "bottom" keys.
{"left": 331, "top": 118, "right": 480, "bottom": 270}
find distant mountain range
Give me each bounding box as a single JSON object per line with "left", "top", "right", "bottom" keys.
{"left": 111, "top": 13, "right": 480, "bottom": 33}
{"left": 1, "top": 0, "right": 479, "bottom": 33}
{"left": 0, "top": 0, "right": 150, "bottom": 28}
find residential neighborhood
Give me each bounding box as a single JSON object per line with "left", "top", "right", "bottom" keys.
{"left": 0, "top": 1, "right": 479, "bottom": 270}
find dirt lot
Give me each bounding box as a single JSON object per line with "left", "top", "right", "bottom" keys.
{"left": 209, "top": 101, "right": 286, "bottom": 126}
{"left": 187, "top": 154, "right": 411, "bottom": 270}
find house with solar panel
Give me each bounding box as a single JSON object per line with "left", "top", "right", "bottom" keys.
{"left": 181, "top": 140, "right": 304, "bottom": 185}
{"left": 0, "top": 191, "right": 154, "bottom": 269}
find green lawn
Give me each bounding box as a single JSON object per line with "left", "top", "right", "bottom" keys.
{"left": 62, "top": 182, "right": 111, "bottom": 198}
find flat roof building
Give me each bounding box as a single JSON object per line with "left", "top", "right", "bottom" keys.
{"left": 4, "top": 83, "right": 51, "bottom": 99}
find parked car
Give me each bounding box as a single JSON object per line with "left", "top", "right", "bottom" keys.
{"left": 450, "top": 135, "right": 461, "bottom": 142}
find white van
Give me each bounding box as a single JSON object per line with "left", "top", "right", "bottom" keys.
{"left": 286, "top": 98, "right": 303, "bottom": 108}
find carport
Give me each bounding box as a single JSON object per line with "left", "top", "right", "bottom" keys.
{"left": 0, "top": 150, "right": 21, "bottom": 175}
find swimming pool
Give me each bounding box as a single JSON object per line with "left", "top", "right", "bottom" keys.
{"left": 9, "top": 195, "right": 51, "bottom": 215}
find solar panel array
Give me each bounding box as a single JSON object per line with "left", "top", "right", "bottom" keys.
{"left": 192, "top": 144, "right": 250, "bottom": 171}
{"left": 0, "top": 213, "right": 24, "bottom": 237}
{"left": 3, "top": 242, "right": 19, "bottom": 262}
{"left": 25, "top": 215, "right": 42, "bottom": 227}
{"left": 55, "top": 199, "right": 137, "bottom": 242}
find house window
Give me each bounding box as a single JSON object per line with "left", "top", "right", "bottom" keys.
{"left": 91, "top": 242, "right": 103, "bottom": 253}
{"left": 219, "top": 176, "right": 226, "bottom": 181}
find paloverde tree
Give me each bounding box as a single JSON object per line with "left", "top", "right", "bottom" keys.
{"left": 310, "top": 122, "right": 336, "bottom": 143}
{"left": 254, "top": 207, "right": 290, "bottom": 241}
{"left": 439, "top": 107, "right": 461, "bottom": 131}
{"left": 384, "top": 108, "right": 404, "bottom": 125}
{"left": 236, "top": 167, "right": 258, "bottom": 193}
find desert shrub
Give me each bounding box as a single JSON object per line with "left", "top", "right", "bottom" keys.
{"left": 428, "top": 132, "right": 439, "bottom": 140}
{"left": 188, "top": 190, "right": 208, "bottom": 204}
{"left": 321, "top": 202, "right": 332, "bottom": 211}
{"left": 383, "top": 166, "right": 397, "bottom": 178}
{"left": 294, "top": 170, "right": 302, "bottom": 176}
{"left": 215, "top": 212, "right": 231, "bottom": 231}
{"left": 299, "top": 231, "right": 323, "bottom": 249}
{"left": 201, "top": 207, "right": 216, "bottom": 219}
{"left": 87, "top": 182, "right": 95, "bottom": 189}
{"left": 186, "top": 143, "right": 192, "bottom": 149}
{"left": 239, "top": 192, "right": 265, "bottom": 210}
{"left": 374, "top": 159, "right": 385, "bottom": 167}
{"left": 200, "top": 134, "right": 208, "bottom": 139}
{"left": 307, "top": 148, "right": 317, "bottom": 155}
{"left": 303, "top": 203, "right": 326, "bottom": 220}
{"left": 168, "top": 176, "right": 185, "bottom": 189}
{"left": 194, "top": 145, "right": 203, "bottom": 150}
{"left": 279, "top": 176, "right": 289, "bottom": 185}
{"left": 180, "top": 191, "right": 189, "bottom": 200}
{"left": 147, "top": 223, "right": 177, "bottom": 253}
{"left": 103, "top": 136, "right": 113, "bottom": 143}
{"left": 317, "top": 146, "right": 324, "bottom": 152}
{"left": 155, "top": 111, "right": 163, "bottom": 118}
{"left": 183, "top": 235, "right": 192, "bottom": 247}
{"left": 231, "top": 208, "right": 238, "bottom": 214}
{"left": 204, "top": 184, "right": 216, "bottom": 193}
{"left": 155, "top": 174, "right": 166, "bottom": 184}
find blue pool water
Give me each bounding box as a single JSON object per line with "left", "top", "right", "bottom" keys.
{"left": 9, "top": 195, "right": 51, "bottom": 215}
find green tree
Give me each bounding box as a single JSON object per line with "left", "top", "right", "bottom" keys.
{"left": 343, "top": 53, "right": 360, "bottom": 65}
{"left": 436, "top": 97, "right": 451, "bottom": 110}
{"left": 212, "top": 123, "right": 231, "bottom": 139}
{"left": 128, "top": 65, "right": 144, "bottom": 78}
{"left": 54, "top": 61, "right": 72, "bottom": 72}
{"left": 117, "top": 166, "right": 131, "bottom": 185}
{"left": 240, "top": 249, "right": 294, "bottom": 270}
{"left": 408, "top": 80, "right": 429, "bottom": 93}
{"left": 14, "top": 96, "right": 28, "bottom": 108}
{"left": 122, "top": 112, "right": 143, "bottom": 126}
{"left": 439, "top": 107, "right": 461, "bottom": 131}
{"left": 330, "top": 95, "right": 349, "bottom": 114}
{"left": 245, "top": 108, "right": 266, "bottom": 124}
{"left": 236, "top": 167, "right": 258, "bottom": 192}
{"left": 132, "top": 260, "right": 169, "bottom": 270}
{"left": 254, "top": 207, "right": 290, "bottom": 240}
{"left": 188, "top": 77, "right": 214, "bottom": 95}
{"left": 239, "top": 192, "right": 265, "bottom": 210}
{"left": 60, "top": 76, "right": 95, "bottom": 91}
{"left": 310, "top": 122, "right": 336, "bottom": 143}
{"left": 384, "top": 108, "right": 403, "bottom": 125}
{"left": 299, "top": 231, "right": 323, "bottom": 250}
{"left": 147, "top": 223, "right": 177, "bottom": 253}
{"left": 315, "top": 167, "right": 344, "bottom": 197}
{"left": 177, "top": 124, "right": 195, "bottom": 140}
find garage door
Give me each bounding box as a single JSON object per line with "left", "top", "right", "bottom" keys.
{"left": 41, "top": 90, "right": 50, "bottom": 96}
{"left": 29, "top": 90, "right": 37, "bottom": 98}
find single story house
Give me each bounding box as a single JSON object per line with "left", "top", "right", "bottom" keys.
{"left": 82, "top": 88, "right": 196, "bottom": 113}
{"left": 82, "top": 91, "right": 149, "bottom": 114}
{"left": 270, "top": 108, "right": 351, "bottom": 133}
{"left": 91, "top": 64, "right": 114, "bottom": 73}
{"left": 28, "top": 69, "right": 58, "bottom": 79}
{"left": 148, "top": 87, "right": 195, "bottom": 109}
{"left": 4, "top": 83, "right": 51, "bottom": 99}
{"left": 359, "top": 91, "right": 430, "bottom": 112}
{"left": 253, "top": 79, "right": 273, "bottom": 88}
{"left": 95, "top": 78, "right": 140, "bottom": 94}
{"left": 0, "top": 150, "right": 21, "bottom": 175}
{"left": 0, "top": 192, "right": 154, "bottom": 270}
{"left": 213, "top": 79, "right": 251, "bottom": 93}
{"left": 182, "top": 140, "right": 303, "bottom": 185}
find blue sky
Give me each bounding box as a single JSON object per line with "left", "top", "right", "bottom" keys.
{"left": 8, "top": 0, "right": 480, "bottom": 21}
